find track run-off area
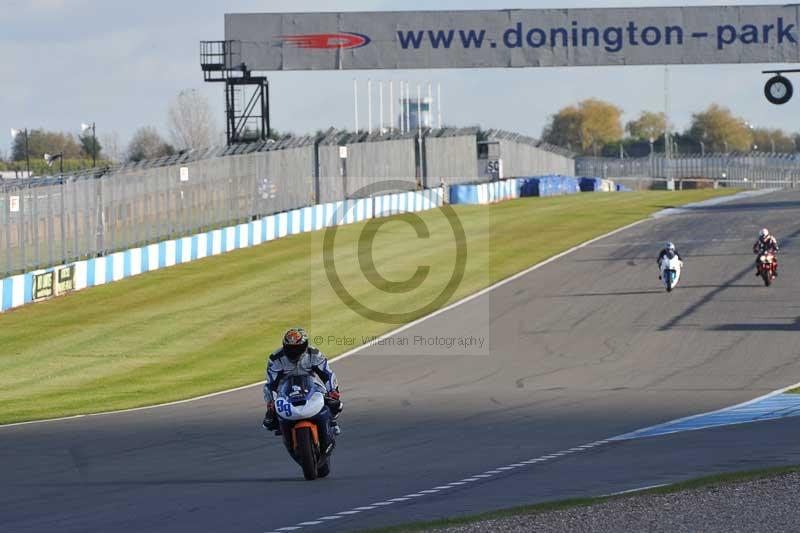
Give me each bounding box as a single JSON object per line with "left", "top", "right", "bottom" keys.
{"left": 3, "top": 190, "right": 800, "bottom": 532}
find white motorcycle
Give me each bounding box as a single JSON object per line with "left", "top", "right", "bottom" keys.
{"left": 659, "top": 251, "right": 683, "bottom": 292}
{"left": 274, "top": 375, "right": 337, "bottom": 480}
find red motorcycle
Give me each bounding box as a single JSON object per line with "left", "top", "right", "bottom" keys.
{"left": 756, "top": 251, "right": 777, "bottom": 287}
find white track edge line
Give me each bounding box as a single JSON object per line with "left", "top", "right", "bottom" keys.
{"left": 606, "top": 483, "right": 669, "bottom": 497}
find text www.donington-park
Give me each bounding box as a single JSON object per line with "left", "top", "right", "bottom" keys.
{"left": 397, "top": 17, "right": 797, "bottom": 52}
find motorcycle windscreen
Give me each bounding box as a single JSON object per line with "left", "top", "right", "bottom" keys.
{"left": 279, "top": 374, "right": 326, "bottom": 404}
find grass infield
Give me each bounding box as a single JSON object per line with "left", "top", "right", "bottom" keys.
{"left": 0, "top": 189, "right": 734, "bottom": 424}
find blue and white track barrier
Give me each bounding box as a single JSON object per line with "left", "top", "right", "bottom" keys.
{"left": 0, "top": 188, "right": 444, "bottom": 313}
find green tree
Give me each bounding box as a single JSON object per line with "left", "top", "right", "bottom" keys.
{"left": 579, "top": 99, "right": 624, "bottom": 155}
{"left": 542, "top": 106, "right": 583, "bottom": 152}
{"left": 12, "top": 129, "right": 84, "bottom": 161}
{"left": 687, "top": 104, "right": 752, "bottom": 153}
{"left": 751, "top": 128, "right": 794, "bottom": 153}
{"left": 626, "top": 111, "right": 667, "bottom": 141}
{"left": 79, "top": 134, "right": 103, "bottom": 160}
{"left": 542, "top": 99, "right": 623, "bottom": 155}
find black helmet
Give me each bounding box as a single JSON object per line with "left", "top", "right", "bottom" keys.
{"left": 283, "top": 327, "right": 309, "bottom": 362}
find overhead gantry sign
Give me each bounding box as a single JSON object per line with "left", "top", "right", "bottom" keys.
{"left": 216, "top": 5, "right": 800, "bottom": 107}
{"left": 224, "top": 5, "right": 799, "bottom": 70}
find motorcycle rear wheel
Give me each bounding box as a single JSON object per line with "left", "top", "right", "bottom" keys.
{"left": 295, "top": 428, "right": 318, "bottom": 480}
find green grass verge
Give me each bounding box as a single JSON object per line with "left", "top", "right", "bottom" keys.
{"left": 362, "top": 464, "right": 800, "bottom": 533}
{"left": 0, "top": 189, "right": 734, "bottom": 424}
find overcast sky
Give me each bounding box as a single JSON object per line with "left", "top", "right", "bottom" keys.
{"left": 1, "top": 0, "right": 798, "bottom": 155}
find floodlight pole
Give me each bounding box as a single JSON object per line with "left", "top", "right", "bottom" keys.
{"left": 91, "top": 123, "right": 97, "bottom": 168}
{"left": 367, "top": 79, "right": 372, "bottom": 135}
{"left": 437, "top": 82, "right": 442, "bottom": 129}
{"left": 48, "top": 152, "right": 64, "bottom": 174}
{"left": 353, "top": 78, "right": 359, "bottom": 134}
{"left": 24, "top": 129, "right": 30, "bottom": 176}
{"left": 82, "top": 122, "right": 97, "bottom": 167}
{"left": 389, "top": 81, "right": 395, "bottom": 132}
{"left": 379, "top": 80, "right": 384, "bottom": 135}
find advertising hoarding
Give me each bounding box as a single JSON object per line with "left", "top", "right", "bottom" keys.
{"left": 225, "top": 5, "right": 800, "bottom": 71}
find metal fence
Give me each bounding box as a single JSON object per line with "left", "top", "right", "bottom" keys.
{"left": 485, "top": 130, "right": 576, "bottom": 178}
{"left": 0, "top": 154, "right": 311, "bottom": 277}
{"left": 0, "top": 128, "right": 576, "bottom": 278}
{"left": 577, "top": 154, "right": 800, "bottom": 189}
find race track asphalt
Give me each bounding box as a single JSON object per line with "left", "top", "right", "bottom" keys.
{"left": 2, "top": 191, "right": 800, "bottom": 533}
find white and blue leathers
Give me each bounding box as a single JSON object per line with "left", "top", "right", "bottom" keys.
{"left": 264, "top": 346, "right": 338, "bottom": 402}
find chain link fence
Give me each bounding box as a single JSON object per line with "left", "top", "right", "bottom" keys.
{"left": 0, "top": 129, "right": 576, "bottom": 278}
{"left": 0, "top": 140, "right": 318, "bottom": 277}
{"left": 577, "top": 154, "right": 800, "bottom": 189}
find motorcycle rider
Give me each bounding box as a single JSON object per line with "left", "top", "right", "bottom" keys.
{"left": 753, "top": 228, "right": 779, "bottom": 277}
{"left": 262, "top": 327, "right": 343, "bottom": 435}
{"left": 656, "top": 242, "right": 682, "bottom": 280}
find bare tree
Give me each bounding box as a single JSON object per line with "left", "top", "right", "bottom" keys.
{"left": 167, "top": 89, "right": 218, "bottom": 151}
{"left": 126, "top": 126, "right": 175, "bottom": 162}
{"left": 100, "top": 131, "right": 123, "bottom": 163}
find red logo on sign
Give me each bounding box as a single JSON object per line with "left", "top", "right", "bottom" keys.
{"left": 278, "top": 32, "right": 371, "bottom": 49}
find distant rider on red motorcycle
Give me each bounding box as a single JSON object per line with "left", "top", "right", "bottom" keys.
{"left": 753, "top": 228, "right": 779, "bottom": 277}
{"left": 262, "top": 328, "right": 343, "bottom": 435}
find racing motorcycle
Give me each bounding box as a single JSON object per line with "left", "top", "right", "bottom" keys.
{"left": 274, "top": 375, "right": 337, "bottom": 480}
{"left": 659, "top": 251, "right": 683, "bottom": 292}
{"left": 756, "top": 251, "right": 777, "bottom": 287}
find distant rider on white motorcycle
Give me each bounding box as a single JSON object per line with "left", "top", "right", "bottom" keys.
{"left": 753, "top": 228, "right": 779, "bottom": 277}
{"left": 263, "top": 328, "right": 343, "bottom": 435}
{"left": 656, "top": 242, "right": 682, "bottom": 280}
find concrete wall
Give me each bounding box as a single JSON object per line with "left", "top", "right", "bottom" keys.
{"left": 343, "top": 137, "right": 418, "bottom": 195}
{"left": 345, "top": 137, "right": 417, "bottom": 178}
{"left": 425, "top": 134, "right": 478, "bottom": 185}
{"left": 498, "top": 139, "right": 575, "bottom": 178}
{"left": 317, "top": 144, "right": 346, "bottom": 204}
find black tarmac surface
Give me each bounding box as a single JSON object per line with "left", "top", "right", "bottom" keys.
{"left": 2, "top": 191, "right": 800, "bottom": 533}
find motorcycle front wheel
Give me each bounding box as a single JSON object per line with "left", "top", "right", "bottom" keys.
{"left": 295, "top": 428, "right": 319, "bottom": 480}
{"left": 317, "top": 459, "right": 331, "bottom": 478}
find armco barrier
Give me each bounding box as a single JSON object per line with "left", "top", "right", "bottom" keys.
{"left": 0, "top": 188, "right": 444, "bottom": 313}
{"left": 579, "top": 177, "right": 617, "bottom": 192}
{"left": 449, "top": 183, "right": 480, "bottom": 205}
{"left": 449, "top": 178, "right": 523, "bottom": 205}
{"left": 579, "top": 177, "right": 602, "bottom": 192}
{"left": 450, "top": 176, "right": 588, "bottom": 205}
{"left": 520, "top": 176, "right": 580, "bottom": 198}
